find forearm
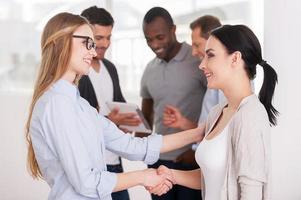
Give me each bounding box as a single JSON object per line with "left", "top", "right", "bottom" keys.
{"left": 181, "top": 117, "right": 198, "bottom": 130}
{"left": 172, "top": 169, "right": 202, "bottom": 190}
{"left": 160, "top": 128, "right": 202, "bottom": 153}
{"left": 113, "top": 170, "right": 144, "bottom": 192}
{"left": 239, "top": 177, "right": 264, "bottom": 200}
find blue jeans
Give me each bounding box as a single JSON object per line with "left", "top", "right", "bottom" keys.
{"left": 107, "top": 163, "right": 130, "bottom": 200}
{"left": 148, "top": 160, "right": 202, "bottom": 200}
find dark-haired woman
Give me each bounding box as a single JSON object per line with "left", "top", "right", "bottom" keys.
{"left": 151, "top": 24, "right": 278, "bottom": 200}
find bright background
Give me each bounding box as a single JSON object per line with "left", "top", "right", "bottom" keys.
{"left": 0, "top": 0, "right": 300, "bottom": 199}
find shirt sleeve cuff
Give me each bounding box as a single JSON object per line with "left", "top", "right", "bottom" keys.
{"left": 144, "top": 133, "right": 162, "bottom": 165}
{"left": 191, "top": 143, "right": 199, "bottom": 151}
{"left": 97, "top": 170, "right": 117, "bottom": 199}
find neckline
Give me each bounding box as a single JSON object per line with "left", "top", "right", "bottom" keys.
{"left": 204, "top": 93, "right": 256, "bottom": 140}
{"left": 204, "top": 122, "right": 229, "bottom": 141}
{"left": 51, "top": 79, "right": 79, "bottom": 101}
{"left": 204, "top": 104, "right": 236, "bottom": 141}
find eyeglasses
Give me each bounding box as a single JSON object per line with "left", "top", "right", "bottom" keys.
{"left": 73, "top": 35, "right": 96, "bottom": 50}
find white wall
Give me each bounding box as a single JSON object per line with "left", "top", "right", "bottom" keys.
{"left": 264, "top": 0, "right": 301, "bottom": 199}
{"left": 0, "top": 93, "right": 49, "bottom": 200}
{"left": 0, "top": 93, "right": 150, "bottom": 200}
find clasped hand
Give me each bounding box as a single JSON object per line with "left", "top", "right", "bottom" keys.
{"left": 143, "top": 165, "right": 175, "bottom": 196}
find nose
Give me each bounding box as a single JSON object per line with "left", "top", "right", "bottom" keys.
{"left": 199, "top": 57, "right": 207, "bottom": 71}
{"left": 103, "top": 39, "right": 110, "bottom": 48}
{"left": 149, "top": 40, "right": 160, "bottom": 50}
{"left": 192, "top": 47, "right": 197, "bottom": 57}
{"left": 90, "top": 48, "right": 97, "bottom": 57}
{"left": 96, "top": 38, "right": 110, "bottom": 49}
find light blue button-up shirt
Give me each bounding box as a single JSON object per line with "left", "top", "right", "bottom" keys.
{"left": 30, "top": 79, "right": 162, "bottom": 200}
{"left": 198, "top": 89, "right": 225, "bottom": 123}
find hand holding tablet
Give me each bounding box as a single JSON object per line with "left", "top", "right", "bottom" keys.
{"left": 106, "top": 102, "right": 152, "bottom": 133}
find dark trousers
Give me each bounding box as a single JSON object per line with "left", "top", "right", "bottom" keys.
{"left": 107, "top": 163, "right": 130, "bottom": 200}
{"left": 148, "top": 160, "right": 202, "bottom": 200}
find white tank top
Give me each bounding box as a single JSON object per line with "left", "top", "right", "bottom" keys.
{"left": 195, "top": 126, "right": 229, "bottom": 200}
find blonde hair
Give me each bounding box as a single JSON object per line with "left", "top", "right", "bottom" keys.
{"left": 25, "top": 12, "right": 89, "bottom": 178}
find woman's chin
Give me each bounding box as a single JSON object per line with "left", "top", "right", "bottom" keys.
{"left": 82, "top": 65, "right": 91, "bottom": 75}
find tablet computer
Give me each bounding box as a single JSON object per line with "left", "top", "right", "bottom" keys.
{"left": 106, "top": 101, "right": 152, "bottom": 133}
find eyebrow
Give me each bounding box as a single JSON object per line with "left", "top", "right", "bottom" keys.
{"left": 95, "top": 34, "right": 111, "bottom": 38}
{"left": 205, "top": 49, "right": 214, "bottom": 54}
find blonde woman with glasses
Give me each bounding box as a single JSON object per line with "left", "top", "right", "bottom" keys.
{"left": 25, "top": 12, "right": 204, "bottom": 200}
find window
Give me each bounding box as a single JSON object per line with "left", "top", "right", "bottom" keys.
{"left": 0, "top": 0, "right": 263, "bottom": 97}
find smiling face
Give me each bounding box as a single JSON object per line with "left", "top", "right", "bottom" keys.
{"left": 143, "top": 17, "right": 176, "bottom": 61}
{"left": 67, "top": 24, "right": 97, "bottom": 77}
{"left": 199, "top": 36, "right": 233, "bottom": 90}
{"left": 93, "top": 24, "right": 112, "bottom": 60}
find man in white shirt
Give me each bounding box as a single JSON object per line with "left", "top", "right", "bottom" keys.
{"left": 79, "top": 6, "right": 140, "bottom": 200}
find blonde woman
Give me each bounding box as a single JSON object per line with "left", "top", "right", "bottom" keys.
{"left": 25, "top": 12, "right": 203, "bottom": 200}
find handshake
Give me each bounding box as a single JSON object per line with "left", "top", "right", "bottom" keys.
{"left": 142, "top": 165, "right": 175, "bottom": 196}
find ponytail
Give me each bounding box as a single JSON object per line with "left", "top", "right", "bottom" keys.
{"left": 258, "top": 60, "right": 279, "bottom": 126}
{"left": 210, "top": 25, "right": 279, "bottom": 126}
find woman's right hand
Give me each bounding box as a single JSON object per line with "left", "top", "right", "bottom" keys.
{"left": 143, "top": 168, "right": 174, "bottom": 196}
{"left": 146, "top": 166, "right": 175, "bottom": 195}
{"left": 142, "top": 168, "right": 165, "bottom": 187}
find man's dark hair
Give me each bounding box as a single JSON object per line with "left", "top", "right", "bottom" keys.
{"left": 190, "top": 15, "right": 221, "bottom": 39}
{"left": 81, "top": 6, "right": 114, "bottom": 26}
{"left": 143, "top": 7, "right": 174, "bottom": 28}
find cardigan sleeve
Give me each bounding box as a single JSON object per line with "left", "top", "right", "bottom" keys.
{"left": 233, "top": 106, "right": 271, "bottom": 200}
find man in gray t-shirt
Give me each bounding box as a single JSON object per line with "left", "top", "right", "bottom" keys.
{"left": 163, "top": 15, "right": 224, "bottom": 130}
{"left": 139, "top": 7, "right": 207, "bottom": 200}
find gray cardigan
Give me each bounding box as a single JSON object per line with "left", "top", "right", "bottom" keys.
{"left": 203, "top": 94, "right": 271, "bottom": 200}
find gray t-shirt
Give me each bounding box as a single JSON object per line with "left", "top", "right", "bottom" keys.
{"left": 140, "top": 42, "right": 207, "bottom": 160}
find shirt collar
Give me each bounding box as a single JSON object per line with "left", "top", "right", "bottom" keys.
{"left": 51, "top": 79, "right": 79, "bottom": 101}
{"left": 221, "top": 93, "right": 257, "bottom": 110}
{"left": 237, "top": 93, "right": 257, "bottom": 110}
{"left": 173, "top": 42, "right": 189, "bottom": 62}
{"left": 157, "top": 42, "right": 188, "bottom": 63}
{"left": 206, "top": 93, "right": 257, "bottom": 136}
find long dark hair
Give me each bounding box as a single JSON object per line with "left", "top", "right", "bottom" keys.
{"left": 211, "top": 25, "right": 279, "bottom": 126}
